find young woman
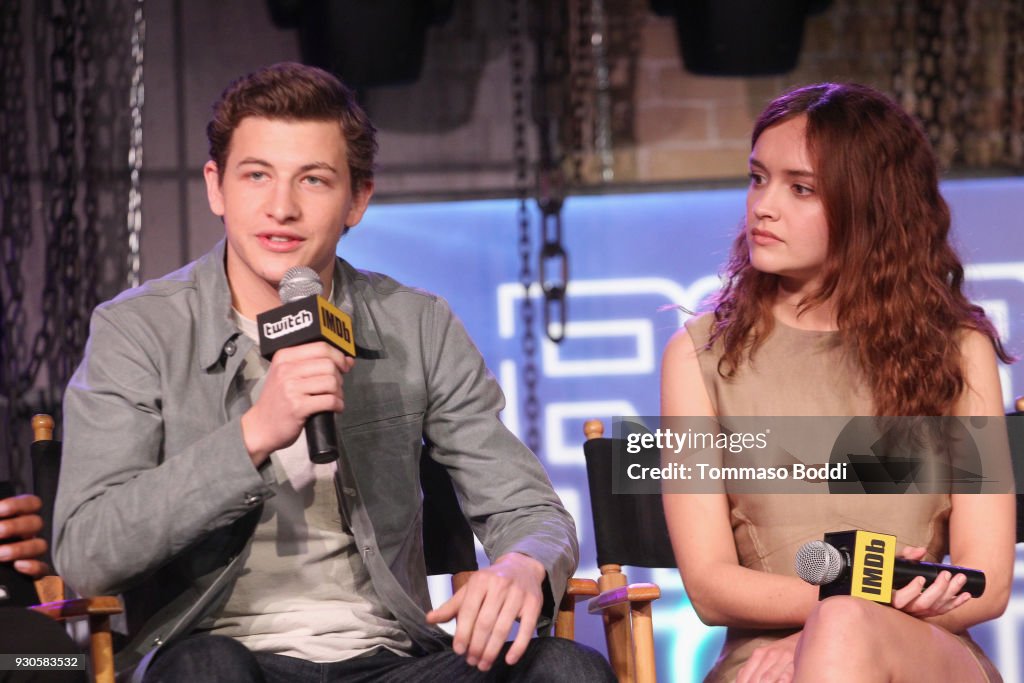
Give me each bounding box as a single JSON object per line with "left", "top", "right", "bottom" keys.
{"left": 661, "top": 83, "right": 1015, "bottom": 683}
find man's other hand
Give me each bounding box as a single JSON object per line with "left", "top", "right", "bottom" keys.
{"left": 425, "top": 552, "right": 546, "bottom": 671}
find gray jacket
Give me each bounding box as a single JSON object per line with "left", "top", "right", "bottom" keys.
{"left": 54, "top": 240, "right": 578, "bottom": 675}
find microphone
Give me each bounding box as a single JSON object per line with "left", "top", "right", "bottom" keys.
{"left": 256, "top": 266, "right": 355, "bottom": 464}
{"left": 795, "top": 530, "right": 985, "bottom": 604}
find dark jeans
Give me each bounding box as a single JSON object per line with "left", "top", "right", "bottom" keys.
{"left": 143, "top": 634, "right": 616, "bottom": 683}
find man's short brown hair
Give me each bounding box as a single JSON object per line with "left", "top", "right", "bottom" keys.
{"left": 207, "top": 62, "right": 377, "bottom": 192}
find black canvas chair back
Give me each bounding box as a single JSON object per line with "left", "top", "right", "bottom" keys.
{"left": 29, "top": 415, "right": 62, "bottom": 569}
{"left": 420, "top": 440, "right": 478, "bottom": 577}
{"left": 1007, "top": 406, "right": 1024, "bottom": 543}
{"left": 583, "top": 428, "right": 676, "bottom": 569}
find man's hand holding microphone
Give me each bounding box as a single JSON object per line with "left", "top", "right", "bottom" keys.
{"left": 241, "top": 266, "right": 355, "bottom": 467}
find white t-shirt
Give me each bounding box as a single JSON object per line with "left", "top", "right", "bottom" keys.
{"left": 199, "top": 311, "right": 413, "bottom": 662}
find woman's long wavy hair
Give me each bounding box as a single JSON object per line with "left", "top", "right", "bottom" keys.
{"left": 708, "top": 82, "right": 1012, "bottom": 416}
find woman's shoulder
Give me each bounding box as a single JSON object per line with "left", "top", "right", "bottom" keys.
{"left": 955, "top": 327, "right": 1004, "bottom": 415}
{"left": 682, "top": 311, "right": 716, "bottom": 348}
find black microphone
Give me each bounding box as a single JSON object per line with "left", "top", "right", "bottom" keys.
{"left": 256, "top": 266, "right": 356, "bottom": 464}
{"left": 795, "top": 531, "right": 985, "bottom": 603}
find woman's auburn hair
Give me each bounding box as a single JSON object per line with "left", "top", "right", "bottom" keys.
{"left": 708, "top": 82, "right": 1012, "bottom": 416}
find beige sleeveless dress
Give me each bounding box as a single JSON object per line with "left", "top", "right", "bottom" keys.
{"left": 683, "top": 313, "right": 1001, "bottom": 683}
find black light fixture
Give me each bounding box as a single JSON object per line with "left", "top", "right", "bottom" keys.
{"left": 267, "top": 0, "right": 454, "bottom": 88}
{"left": 651, "top": 0, "right": 833, "bottom": 77}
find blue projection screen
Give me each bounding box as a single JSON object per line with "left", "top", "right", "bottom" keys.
{"left": 341, "top": 177, "right": 1024, "bottom": 682}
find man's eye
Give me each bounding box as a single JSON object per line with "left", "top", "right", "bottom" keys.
{"left": 748, "top": 172, "right": 766, "bottom": 185}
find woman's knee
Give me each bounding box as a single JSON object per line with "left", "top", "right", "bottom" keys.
{"left": 803, "top": 596, "right": 882, "bottom": 652}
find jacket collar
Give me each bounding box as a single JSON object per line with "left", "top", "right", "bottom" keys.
{"left": 195, "top": 239, "right": 384, "bottom": 370}
{"left": 333, "top": 257, "right": 384, "bottom": 357}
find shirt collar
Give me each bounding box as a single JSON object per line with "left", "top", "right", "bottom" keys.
{"left": 196, "top": 239, "right": 384, "bottom": 370}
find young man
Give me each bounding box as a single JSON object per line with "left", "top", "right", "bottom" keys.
{"left": 53, "top": 63, "right": 612, "bottom": 682}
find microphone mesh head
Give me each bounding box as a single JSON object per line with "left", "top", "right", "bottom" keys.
{"left": 795, "top": 540, "right": 843, "bottom": 585}
{"left": 278, "top": 266, "right": 323, "bottom": 303}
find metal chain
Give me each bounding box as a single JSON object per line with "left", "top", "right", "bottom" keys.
{"left": 94, "top": 0, "right": 134, "bottom": 296}
{"left": 1004, "top": 0, "right": 1023, "bottom": 167}
{"left": 126, "top": 0, "right": 145, "bottom": 288}
{"left": 508, "top": 0, "right": 541, "bottom": 454}
{"left": 890, "top": 0, "right": 909, "bottom": 105}
{"left": 590, "top": 0, "right": 615, "bottom": 182}
{"left": 948, "top": 0, "right": 971, "bottom": 165}
{"left": 0, "top": 1, "right": 33, "bottom": 464}
{"left": 1, "top": 0, "right": 136, "bottom": 471}
{"left": 912, "top": 0, "right": 944, "bottom": 152}
{"left": 568, "top": 0, "right": 590, "bottom": 184}
{"left": 43, "top": 0, "right": 82, "bottom": 390}
{"left": 532, "top": 0, "right": 569, "bottom": 344}
{"left": 77, "top": 0, "right": 99, "bottom": 338}
{"left": 608, "top": 0, "right": 642, "bottom": 150}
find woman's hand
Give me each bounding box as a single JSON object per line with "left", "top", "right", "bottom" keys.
{"left": 737, "top": 631, "right": 801, "bottom": 683}
{"left": 890, "top": 546, "right": 971, "bottom": 618}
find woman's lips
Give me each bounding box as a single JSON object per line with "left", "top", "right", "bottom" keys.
{"left": 750, "top": 229, "right": 782, "bottom": 245}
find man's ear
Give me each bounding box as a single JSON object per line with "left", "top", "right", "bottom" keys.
{"left": 203, "top": 160, "right": 225, "bottom": 217}
{"left": 344, "top": 180, "right": 375, "bottom": 230}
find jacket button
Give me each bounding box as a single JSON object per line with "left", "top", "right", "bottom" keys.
{"left": 224, "top": 339, "right": 237, "bottom": 356}
{"left": 244, "top": 493, "right": 260, "bottom": 505}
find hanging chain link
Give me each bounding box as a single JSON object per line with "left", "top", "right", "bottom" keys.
{"left": 45, "top": 0, "right": 82, "bottom": 390}
{"left": 890, "top": 0, "right": 909, "bottom": 105}
{"left": 589, "top": 0, "right": 615, "bottom": 182}
{"left": 508, "top": 0, "right": 540, "bottom": 454}
{"left": 0, "top": 1, "right": 33, "bottom": 464}
{"left": 912, "top": 0, "right": 944, "bottom": 152}
{"left": 1004, "top": 0, "right": 1023, "bottom": 167}
{"left": 76, "top": 0, "right": 99, "bottom": 341}
{"left": 947, "top": 0, "right": 971, "bottom": 165}
{"left": 897, "top": 0, "right": 995, "bottom": 168}
{"left": 1, "top": 0, "right": 136, "bottom": 473}
{"left": 568, "top": 0, "right": 591, "bottom": 184}
{"left": 126, "top": 0, "right": 145, "bottom": 288}
{"left": 532, "top": 0, "right": 569, "bottom": 343}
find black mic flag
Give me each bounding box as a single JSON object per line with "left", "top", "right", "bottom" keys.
{"left": 256, "top": 266, "right": 355, "bottom": 464}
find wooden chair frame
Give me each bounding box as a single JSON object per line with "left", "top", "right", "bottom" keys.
{"left": 581, "top": 419, "right": 662, "bottom": 683}
{"left": 30, "top": 414, "right": 124, "bottom": 683}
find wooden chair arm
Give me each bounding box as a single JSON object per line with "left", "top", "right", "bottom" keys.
{"left": 34, "top": 575, "right": 65, "bottom": 603}
{"left": 31, "top": 596, "right": 123, "bottom": 683}
{"left": 29, "top": 596, "right": 123, "bottom": 620}
{"left": 565, "top": 577, "right": 599, "bottom": 597}
{"left": 555, "top": 578, "right": 600, "bottom": 639}
{"left": 586, "top": 582, "right": 661, "bottom": 615}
